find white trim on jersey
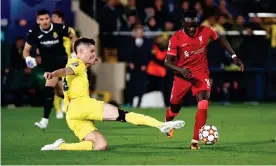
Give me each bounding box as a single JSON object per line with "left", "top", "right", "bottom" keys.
{"left": 39, "top": 23, "right": 53, "bottom": 34}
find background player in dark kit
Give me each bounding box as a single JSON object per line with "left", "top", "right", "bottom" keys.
{"left": 23, "top": 9, "right": 77, "bottom": 130}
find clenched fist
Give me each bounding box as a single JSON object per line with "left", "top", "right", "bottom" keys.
{"left": 44, "top": 72, "right": 53, "bottom": 80}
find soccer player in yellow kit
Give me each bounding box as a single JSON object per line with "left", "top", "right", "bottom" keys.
{"left": 41, "top": 37, "right": 185, "bottom": 151}
{"left": 52, "top": 10, "right": 77, "bottom": 119}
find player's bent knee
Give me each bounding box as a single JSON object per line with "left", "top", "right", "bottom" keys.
{"left": 198, "top": 100, "right": 208, "bottom": 110}
{"left": 83, "top": 130, "right": 108, "bottom": 150}
{"left": 94, "top": 141, "right": 108, "bottom": 151}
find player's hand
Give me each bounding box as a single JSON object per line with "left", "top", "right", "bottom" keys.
{"left": 25, "top": 56, "right": 37, "bottom": 68}
{"left": 44, "top": 72, "right": 53, "bottom": 80}
{"left": 180, "top": 68, "right": 193, "bottom": 79}
{"left": 233, "top": 57, "right": 244, "bottom": 72}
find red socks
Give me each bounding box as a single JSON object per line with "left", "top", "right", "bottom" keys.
{"left": 165, "top": 107, "right": 179, "bottom": 122}
{"left": 193, "top": 100, "right": 208, "bottom": 141}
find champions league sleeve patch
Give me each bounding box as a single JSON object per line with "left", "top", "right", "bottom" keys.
{"left": 70, "top": 62, "right": 79, "bottom": 69}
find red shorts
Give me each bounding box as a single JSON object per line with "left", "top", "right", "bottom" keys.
{"left": 170, "top": 73, "right": 211, "bottom": 104}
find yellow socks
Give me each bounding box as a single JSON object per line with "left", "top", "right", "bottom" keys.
{"left": 125, "top": 112, "right": 164, "bottom": 128}
{"left": 59, "top": 141, "right": 93, "bottom": 151}
{"left": 54, "top": 95, "right": 62, "bottom": 113}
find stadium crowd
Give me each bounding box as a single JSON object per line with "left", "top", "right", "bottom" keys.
{"left": 1, "top": 0, "right": 276, "bottom": 108}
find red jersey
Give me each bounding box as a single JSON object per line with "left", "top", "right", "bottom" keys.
{"left": 167, "top": 25, "right": 218, "bottom": 74}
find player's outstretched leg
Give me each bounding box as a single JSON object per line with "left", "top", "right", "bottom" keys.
{"left": 41, "top": 130, "right": 108, "bottom": 151}
{"left": 35, "top": 78, "right": 59, "bottom": 130}
{"left": 102, "top": 103, "right": 185, "bottom": 133}
{"left": 191, "top": 90, "right": 210, "bottom": 150}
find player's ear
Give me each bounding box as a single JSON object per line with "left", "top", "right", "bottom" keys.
{"left": 36, "top": 18, "right": 39, "bottom": 24}
{"left": 79, "top": 48, "right": 83, "bottom": 55}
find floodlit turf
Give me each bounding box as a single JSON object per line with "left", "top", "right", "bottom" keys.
{"left": 1, "top": 104, "right": 276, "bottom": 165}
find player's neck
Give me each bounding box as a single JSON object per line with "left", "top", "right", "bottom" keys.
{"left": 182, "top": 28, "right": 199, "bottom": 38}
{"left": 40, "top": 23, "right": 53, "bottom": 33}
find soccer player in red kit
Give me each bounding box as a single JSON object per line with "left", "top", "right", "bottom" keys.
{"left": 164, "top": 11, "right": 244, "bottom": 149}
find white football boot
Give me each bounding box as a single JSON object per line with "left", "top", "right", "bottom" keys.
{"left": 56, "top": 111, "right": 64, "bottom": 119}
{"left": 34, "top": 118, "right": 48, "bottom": 130}
{"left": 158, "top": 120, "right": 185, "bottom": 133}
{"left": 41, "top": 138, "right": 65, "bottom": 151}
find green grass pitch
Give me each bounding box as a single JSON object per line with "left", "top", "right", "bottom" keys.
{"left": 2, "top": 104, "right": 276, "bottom": 165}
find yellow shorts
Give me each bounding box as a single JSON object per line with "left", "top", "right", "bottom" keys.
{"left": 66, "top": 97, "right": 104, "bottom": 140}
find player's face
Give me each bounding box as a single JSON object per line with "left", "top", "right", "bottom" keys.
{"left": 183, "top": 17, "right": 198, "bottom": 37}
{"left": 37, "top": 14, "right": 51, "bottom": 29}
{"left": 51, "top": 14, "right": 63, "bottom": 24}
{"left": 79, "top": 45, "right": 97, "bottom": 66}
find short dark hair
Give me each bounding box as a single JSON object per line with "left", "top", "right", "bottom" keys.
{"left": 73, "top": 37, "right": 95, "bottom": 53}
{"left": 36, "top": 9, "right": 50, "bottom": 17}
{"left": 52, "top": 9, "right": 65, "bottom": 21}
{"left": 183, "top": 10, "right": 197, "bottom": 19}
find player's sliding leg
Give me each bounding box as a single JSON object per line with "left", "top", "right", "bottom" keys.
{"left": 102, "top": 103, "right": 185, "bottom": 133}
{"left": 42, "top": 130, "right": 108, "bottom": 151}
{"left": 35, "top": 77, "right": 59, "bottom": 130}
{"left": 191, "top": 90, "right": 210, "bottom": 150}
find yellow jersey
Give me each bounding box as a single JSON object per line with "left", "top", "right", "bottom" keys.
{"left": 63, "top": 27, "right": 76, "bottom": 58}
{"left": 64, "top": 58, "right": 89, "bottom": 108}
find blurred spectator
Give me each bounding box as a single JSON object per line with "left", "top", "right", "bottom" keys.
{"left": 153, "top": 0, "right": 169, "bottom": 30}
{"left": 202, "top": 0, "right": 219, "bottom": 20}
{"left": 124, "top": 0, "right": 137, "bottom": 15}
{"left": 147, "top": 35, "right": 167, "bottom": 96}
{"left": 144, "top": 16, "right": 161, "bottom": 32}
{"left": 218, "top": 0, "right": 232, "bottom": 20}
{"left": 143, "top": 7, "right": 156, "bottom": 22}
{"left": 125, "top": 25, "right": 152, "bottom": 107}
{"left": 164, "top": 20, "right": 175, "bottom": 31}
{"left": 10, "top": 36, "right": 26, "bottom": 70}
{"left": 120, "top": 11, "right": 138, "bottom": 31}
{"left": 201, "top": 15, "right": 225, "bottom": 34}
{"left": 4, "top": 36, "right": 33, "bottom": 107}
{"left": 231, "top": 15, "right": 246, "bottom": 50}
{"left": 247, "top": 16, "right": 263, "bottom": 30}
{"left": 173, "top": 0, "right": 190, "bottom": 29}
{"left": 218, "top": 14, "right": 232, "bottom": 30}
{"left": 194, "top": 1, "right": 204, "bottom": 24}
{"left": 230, "top": 81, "right": 244, "bottom": 102}
{"left": 99, "top": 0, "right": 122, "bottom": 63}
{"left": 232, "top": 15, "right": 245, "bottom": 32}
{"left": 238, "top": 16, "right": 267, "bottom": 67}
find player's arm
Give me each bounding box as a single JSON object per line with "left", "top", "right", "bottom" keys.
{"left": 44, "top": 60, "right": 83, "bottom": 79}
{"left": 165, "top": 54, "right": 193, "bottom": 78}
{"left": 165, "top": 35, "right": 193, "bottom": 78}
{"left": 208, "top": 27, "right": 244, "bottom": 71}
{"left": 44, "top": 67, "right": 74, "bottom": 80}
{"left": 23, "top": 30, "right": 37, "bottom": 68}
{"left": 217, "top": 35, "right": 244, "bottom": 71}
